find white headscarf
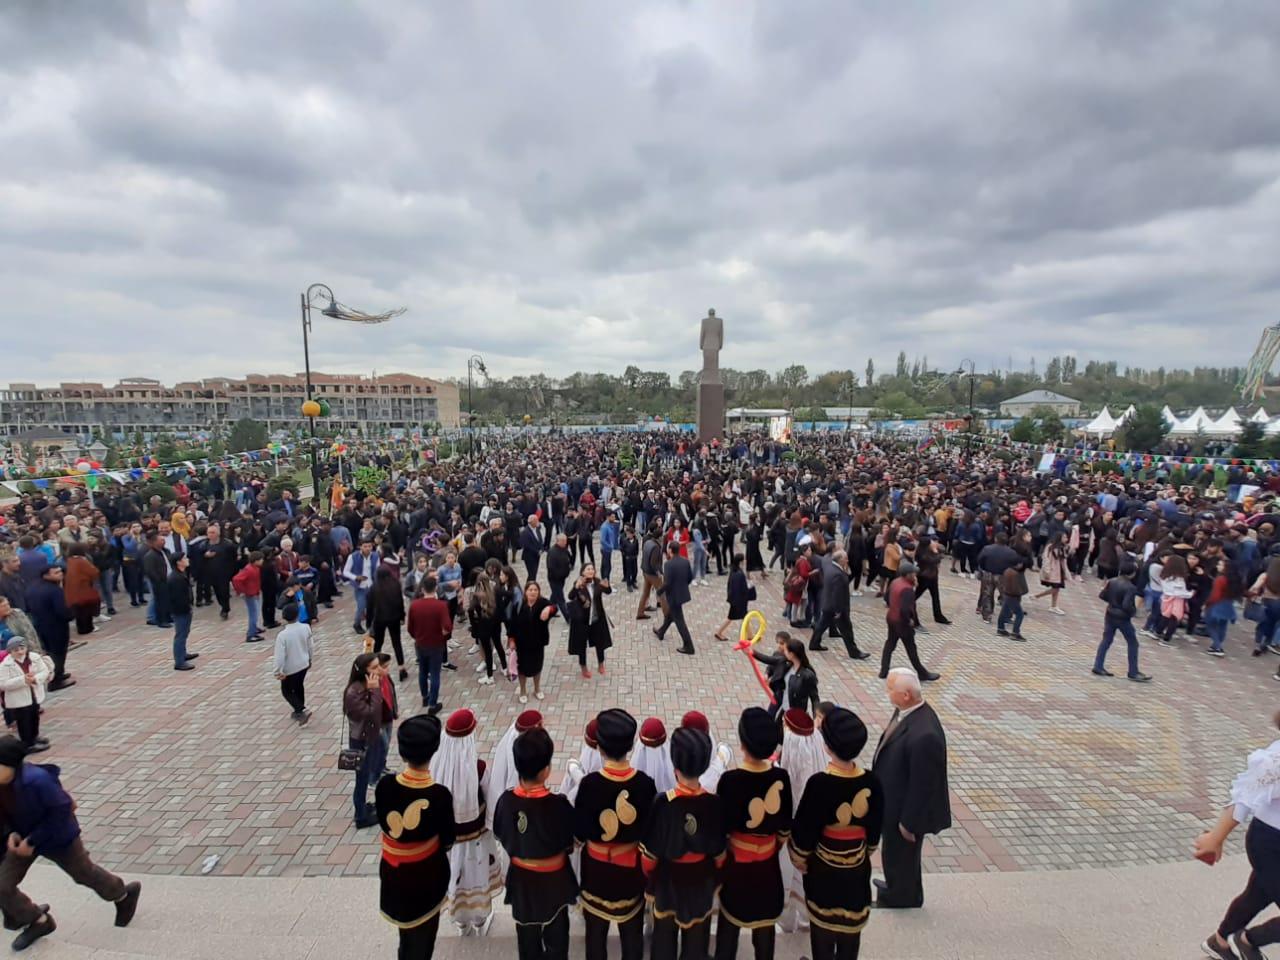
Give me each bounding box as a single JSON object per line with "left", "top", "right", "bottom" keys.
{"left": 580, "top": 740, "right": 603, "bottom": 778}
{"left": 484, "top": 719, "right": 520, "bottom": 829}
{"left": 435, "top": 721, "right": 480, "bottom": 824}
{"left": 779, "top": 724, "right": 827, "bottom": 812}
{"left": 634, "top": 739, "right": 675, "bottom": 794}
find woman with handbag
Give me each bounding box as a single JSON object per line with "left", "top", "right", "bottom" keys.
{"left": 714, "top": 553, "right": 755, "bottom": 642}
{"left": 342, "top": 652, "right": 386, "bottom": 829}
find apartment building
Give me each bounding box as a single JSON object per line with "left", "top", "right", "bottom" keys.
{"left": 0, "top": 372, "right": 461, "bottom": 438}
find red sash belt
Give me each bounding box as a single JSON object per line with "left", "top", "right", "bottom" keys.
{"left": 512, "top": 853, "right": 568, "bottom": 873}
{"left": 728, "top": 832, "right": 778, "bottom": 863}
{"left": 586, "top": 841, "right": 640, "bottom": 868}
{"left": 821, "top": 825, "right": 867, "bottom": 842}
{"left": 381, "top": 835, "right": 440, "bottom": 867}
{"left": 671, "top": 851, "right": 706, "bottom": 864}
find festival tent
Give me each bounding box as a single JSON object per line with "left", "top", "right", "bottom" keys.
{"left": 1266, "top": 418, "right": 1280, "bottom": 436}
{"left": 1251, "top": 407, "right": 1271, "bottom": 424}
{"left": 1209, "top": 407, "right": 1243, "bottom": 436}
{"left": 1119, "top": 405, "right": 1137, "bottom": 423}
{"left": 1161, "top": 405, "right": 1179, "bottom": 427}
{"left": 1169, "top": 406, "right": 1215, "bottom": 435}
{"left": 1082, "top": 407, "right": 1119, "bottom": 435}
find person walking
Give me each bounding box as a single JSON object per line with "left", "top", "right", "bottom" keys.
{"left": 878, "top": 564, "right": 938, "bottom": 683}
{"left": 273, "top": 603, "right": 313, "bottom": 724}
{"left": 599, "top": 514, "right": 619, "bottom": 584}
{"left": 519, "top": 516, "right": 545, "bottom": 585}
{"left": 714, "top": 553, "right": 754, "bottom": 643}
{"left": 166, "top": 554, "right": 198, "bottom": 671}
{"left": 567, "top": 563, "right": 612, "bottom": 679}
{"left": 1092, "top": 559, "right": 1152, "bottom": 682}
{"left": 344, "top": 539, "right": 378, "bottom": 635}
{"left": 201, "top": 523, "right": 237, "bottom": 620}
{"left": 343, "top": 652, "right": 386, "bottom": 829}
{"left": 508, "top": 581, "right": 557, "bottom": 704}
{"left": 366, "top": 566, "right": 408, "bottom": 682}
{"left": 24, "top": 566, "right": 74, "bottom": 691}
{"left": 1194, "top": 712, "right": 1280, "bottom": 960}
{"left": 871, "top": 668, "right": 951, "bottom": 910}
{"left": 912, "top": 536, "right": 951, "bottom": 625}
{"left": 1032, "top": 531, "right": 1069, "bottom": 615}
{"left": 547, "top": 533, "right": 573, "bottom": 621}
{"left": 0, "top": 737, "right": 142, "bottom": 951}
{"left": 653, "top": 540, "right": 696, "bottom": 655}
{"left": 996, "top": 558, "right": 1029, "bottom": 642}
{"left": 406, "top": 575, "right": 452, "bottom": 715}
{"left": 231, "top": 552, "right": 265, "bottom": 643}
{"left": 141, "top": 531, "right": 173, "bottom": 629}
{"left": 636, "top": 525, "right": 665, "bottom": 621}
{"left": 811, "top": 550, "right": 869, "bottom": 660}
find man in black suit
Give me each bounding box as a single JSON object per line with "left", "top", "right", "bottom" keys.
{"left": 653, "top": 542, "right": 696, "bottom": 655}
{"left": 811, "top": 550, "right": 870, "bottom": 660}
{"left": 201, "top": 523, "right": 238, "bottom": 620}
{"left": 871, "top": 667, "right": 951, "bottom": 909}
{"left": 546, "top": 533, "right": 572, "bottom": 620}
{"left": 519, "top": 516, "right": 545, "bottom": 584}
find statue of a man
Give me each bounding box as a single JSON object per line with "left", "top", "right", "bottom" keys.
{"left": 699, "top": 308, "right": 723, "bottom": 379}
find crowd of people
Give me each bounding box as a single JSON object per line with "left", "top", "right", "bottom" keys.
{"left": 3, "top": 426, "right": 1280, "bottom": 954}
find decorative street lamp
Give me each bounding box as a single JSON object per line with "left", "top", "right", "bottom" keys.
{"left": 955, "top": 359, "right": 978, "bottom": 457}
{"left": 299, "top": 284, "right": 405, "bottom": 504}
{"left": 467, "top": 354, "right": 487, "bottom": 461}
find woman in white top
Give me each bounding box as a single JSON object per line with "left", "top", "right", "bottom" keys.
{"left": 1195, "top": 713, "right": 1280, "bottom": 959}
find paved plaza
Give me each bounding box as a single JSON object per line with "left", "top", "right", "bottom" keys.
{"left": 38, "top": 558, "right": 1272, "bottom": 881}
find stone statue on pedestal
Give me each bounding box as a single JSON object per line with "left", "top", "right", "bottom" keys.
{"left": 696, "top": 308, "right": 725, "bottom": 442}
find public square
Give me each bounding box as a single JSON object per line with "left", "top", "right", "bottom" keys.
{"left": 13, "top": 545, "right": 1271, "bottom": 957}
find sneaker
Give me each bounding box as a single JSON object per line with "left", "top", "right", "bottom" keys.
{"left": 467, "top": 645, "right": 479, "bottom": 655}
{"left": 11, "top": 913, "right": 55, "bottom": 951}
{"left": 535, "top": 691, "right": 545, "bottom": 700}
{"left": 1141, "top": 629, "right": 1159, "bottom": 640}
{"left": 1128, "top": 672, "right": 1153, "bottom": 683}
{"left": 519, "top": 695, "right": 528, "bottom": 705}
{"left": 475, "top": 663, "right": 486, "bottom": 673}
{"left": 997, "top": 628, "right": 1009, "bottom": 636}
{"left": 1269, "top": 645, "right": 1280, "bottom": 656}
{"left": 1230, "top": 931, "right": 1266, "bottom": 960}
{"left": 850, "top": 589, "right": 863, "bottom": 597}
{"left": 1010, "top": 633, "right": 1028, "bottom": 642}
{"left": 1159, "top": 639, "right": 1172, "bottom": 647}
{"left": 1091, "top": 668, "right": 1114, "bottom": 677}
{"left": 1050, "top": 607, "right": 1066, "bottom": 617}
{"left": 442, "top": 662, "right": 457, "bottom": 671}
{"left": 1206, "top": 649, "right": 1225, "bottom": 658}
{"left": 1200, "top": 935, "right": 1236, "bottom": 960}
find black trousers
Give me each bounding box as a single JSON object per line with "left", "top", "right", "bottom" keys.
{"left": 211, "top": 578, "right": 231, "bottom": 615}
{"left": 652, "top": 915, "right": 710, "bottom": 960}
{"left": 914, "top": 577, "right": 946, "bottom": 621}
{"left": 524, "top": 556, "right": 541, "bottom": 584}
{"left": 12, "top": 704, "right": 38, "bottom": 748}
{"left": 714, "top": 913, "right": 775, "bottom": 960}
{"left": 584, "top": 911, "right": 643, "bottom": 960}
{"left": 1218, "top": 819, "right": 1280, "bottom": 946}
{"left": 880, "top": 623, "right": 928, "bottom": 678}
{"left": 808, "top": 926, "right": 861, "bottom": 960}
{"left": 515, "top": 909, "right": 570, "bottom": 960}
{"left": 826, "top": 612, "right": 862, "bottom": 657}
{"left": 373, "top": 620, "right": 405, "bottom": 666}
{"left": 280, "top": 668, "right": 307, "bottom": 714}
{"left": 477, "top": 621, "right": 507, "bottom": 677}
{"left": 879, "top": 824, "right": 924, "bottom": 908}
{"left": 397, "top": 914, "right": 441, "bottom": 960}
{"left": 656, "top": 603, "right": 694, "bottom": 651}
{"left": 579, "top": 539, "right": 596, "bottom": 568}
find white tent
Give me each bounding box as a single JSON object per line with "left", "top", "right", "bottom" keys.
{"left": 1169, "top": 406, "right": 1215, "bottom": 435}
{"left": 1161, "top": 405, "right": 1179, "bottom": 427}
{"left": 1083, "top": 406, "right": 1119, "bottom": 435}
{"left": 1209, "top": 407, "right": 1243, "bottom": 436}
{"left": 1251, "top": 407, "right": 1271, "bottom": 424}
{"left": 1266, "top": 419, "right": 1280, "bottom": 436}
{"left": 1119, "top": 404, "right": 1137, "bottom": 423}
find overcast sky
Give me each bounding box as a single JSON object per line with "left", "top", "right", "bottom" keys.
{"left": 4, "top": 1, "right": 1280, "bottom": 387}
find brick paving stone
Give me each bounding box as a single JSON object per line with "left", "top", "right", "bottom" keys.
{"left": 34, "top": 547, "right": 1271, "bottom": 876}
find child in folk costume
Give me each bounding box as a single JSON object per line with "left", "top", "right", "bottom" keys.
{"left": 485, "top": 710, "right": 543, "bottom": 830}
{"left": 434, "top": 709, "right": 502, "bottom": 936}
{"left": 632, "top": 717, "right": 675, "bottom": 794}
{"left": 573, "top": 709, "right": 657, "bottom": 960}
{"left": 679, "top": 710, "right": 734, "bottom": 792}
{"left": 493, "top": 727, "right": 579, "bottom": 960}
{"left": 715, "top": 707, "right": 793, "bottom": 960}
{"left": 776, "top": 707, "right": 829, "bottom": 934}
{"left": 789, "top": 707, "right": 883, "bottom": 960}
{"left": 375, "top": 714, "right": 457, "bottom": 960}
{"left": 640, "top": 726, "right": 726, "bottom": 960}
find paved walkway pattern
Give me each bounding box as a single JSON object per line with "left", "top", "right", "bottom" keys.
{"left": 37, "top": 552, "right": 1271, "bottom": 878}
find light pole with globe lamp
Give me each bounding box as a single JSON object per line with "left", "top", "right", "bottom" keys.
{"left": 466, "top": 354, "right": 487, "bottom": 461}
{"left": 955, "top": 359, "right": 978, "bottom": 457}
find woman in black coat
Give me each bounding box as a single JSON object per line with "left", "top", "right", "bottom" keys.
{"left": 366, "top": 566, "right": 407, "bottom": 680}
{"left": 757, "top": 637, "right": 820, "bottom": 719}
{"left": 567, "top": 562, "right": 612, "bottom": 679}
{"left": 743, "top": 517, "right": 766, "bottom": 578}
{"left": 715, "top": 553, "right": 755, "bottom": 642}
{"left": 507, "top": 580, "right": 557, "bottom": 705}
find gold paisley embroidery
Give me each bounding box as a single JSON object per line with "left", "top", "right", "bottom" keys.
{"left": 386, "top": 798, "right": 430, "bottom": 839}
{"left": 745, "top": 780, "right": 785, "bottom": 829}
{"left": 517, "top": 811, "right": 528, "bottom": 835}
{"left": 684, "top": 813, "right": 698, "bottom": 837}
{"left": 833, "top": 788, "right": 871, "bottom": 827}
{"left": 599, "top": 790, "right": 637, "bottom": 842}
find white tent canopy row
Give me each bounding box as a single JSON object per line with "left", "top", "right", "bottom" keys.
{"left": 1082, "top": 405, "right": 1273, "bottom": 437}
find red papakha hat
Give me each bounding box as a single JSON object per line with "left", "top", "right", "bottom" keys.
{"left": 584, "top": 717, "right": 599, "bottom": 748}
{"left": 784, "top": 708, "right": 814, "bottom": 736}
{"left": 516, "top": 710, "right": 543, "bottom": 733}
{"left": 445, "top": 709, "right": 476, "bottom": 738}
{"left": 640, "top": 717, "right": 667, "bottom": 747}
{"left": 681, "top": 710, "right": 710, "bottom": 734}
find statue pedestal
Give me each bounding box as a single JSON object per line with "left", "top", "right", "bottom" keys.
{"left": 697, "top": 381, "right": 725, "bottom": 442}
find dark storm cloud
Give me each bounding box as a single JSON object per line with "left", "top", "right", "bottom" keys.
{"left": 2, "top": 0, "right": 1279, "bottom": 385}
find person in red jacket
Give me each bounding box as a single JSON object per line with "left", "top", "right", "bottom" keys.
{"left": 878, "top": 563, "right": 939, "bottom": 683}
{"left": 407, "top": 574, "right": 452, "bottom": 715}
{"left": 231, "top": 552, "right": 264, "bottom": 643}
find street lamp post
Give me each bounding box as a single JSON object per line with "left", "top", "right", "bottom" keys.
{"left": 846, "top": 370, "right": 856, "bottom": 435}
{"left": 300, "top": 284, "right": 405, "bottom": 508}
{"left": 466, "top": 355, "right": 487, "bottom": 461}
{"left": 956, "top": 359, "right": 978, "bottom": 457}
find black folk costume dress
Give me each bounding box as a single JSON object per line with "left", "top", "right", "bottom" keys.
{"left": 640, "top": 783, "right": 726, "bottom": 928}
{"left": 492, "top": 784, "right": 579, "bottom": 924}
{"left": 716, "top": 760, "right": 794, "bottom": 929}
{"left": 375, "top": 768, "right": 457, "bottom": 930}
{"left": 573, "top": 761, "right": 658, "bottom": 925}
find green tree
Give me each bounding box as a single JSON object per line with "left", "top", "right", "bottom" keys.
{"left": 793, "top": 406, "right": 828, "bottom": 423}
{"left": 1009, "top": 417, "right": 1039, "bottom": 443}
{"left": 1115, "top": 404, "right": 1170, "bottom": 453}
{"left": 895, "top": 351, "right": 908, "bottom": 379}
{"left": 777, "top": 364, "right": 809, "bottom": 393}
{"left": 1236, "top": 421, "right": 1266, "bottom": 458}
{"left": 227, "top": 417, "right": 268, "bottom": 453}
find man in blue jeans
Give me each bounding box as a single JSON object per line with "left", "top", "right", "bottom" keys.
{"left": 166, "top": 555, "right": 198, "bottom": 671}
{"left": 343, "top": 540, "right": 378, "bottom": 634}
{"left": 1093, "top": 561, "right": 1152, "bottom": 683}
{"left": 599, "top": 514, "right": 619, "bottom": 583}
{"left": 406, "top": 574, "right": 452, "bottom": 715}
